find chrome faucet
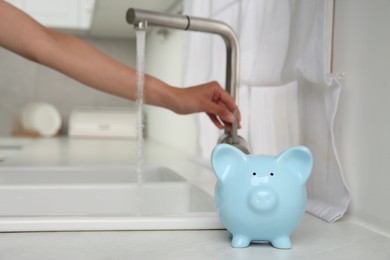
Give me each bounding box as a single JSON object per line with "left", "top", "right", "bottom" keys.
{"left": 126, "top": 8, "right": 250, "bottom": 154}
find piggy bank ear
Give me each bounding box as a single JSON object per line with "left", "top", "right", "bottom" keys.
{"left": 276, "top": 146, "right": 313, "bottom": 184}
{"left": 211, "top": 144, "right": 247, "bottom": 183}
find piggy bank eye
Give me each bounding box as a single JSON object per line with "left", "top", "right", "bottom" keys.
{"left": 270, "top": 172, "right": 274, "bottom": 176}
{"left": 252, "top": 172, "right": 257, "bottom": 176}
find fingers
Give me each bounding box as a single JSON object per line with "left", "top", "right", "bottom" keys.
{"left": 207, "top": 113, "right": 233, "bottom": 131}
{"left": 207, "top": 101, "right": 236, "bottom": 131}
{"left": 210, "top": 90, "right": 241, "bottom": 129}
{"left": 207, "top": 113, "right": 224, "bottom": 129}
{"left": 178, "top": 81, "right": 242, "bottom": 130}
{"left": 215, "top": 86, "right": 238, "bottom": 111}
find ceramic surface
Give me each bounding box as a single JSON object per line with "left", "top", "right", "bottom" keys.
{"left": 211, "top": 144, "right": 313, "bottom": 248}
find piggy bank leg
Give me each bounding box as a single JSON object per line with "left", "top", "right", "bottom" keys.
{"left": 231, "top": 235, "right": 251, "bottom": 248}
{"left": 271, "top": 236, "right": 292, "bottom": 249}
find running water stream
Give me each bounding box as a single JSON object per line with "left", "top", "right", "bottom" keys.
{"left": 135, "top": 30, "right": 146, "bottom": 184}
{"left": 135, "top": 30, "right": 146, "bottom": 216}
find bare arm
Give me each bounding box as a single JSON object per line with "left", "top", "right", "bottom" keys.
{"left": 0, "top": 1, "right": 239, "bottom": 129}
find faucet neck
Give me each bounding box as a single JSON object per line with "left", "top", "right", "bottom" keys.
{"left": 127, "top": 8, "right": 248, "bottom": 153}
{"left": 126, "top": 8, "right": 240, "bottom": 103}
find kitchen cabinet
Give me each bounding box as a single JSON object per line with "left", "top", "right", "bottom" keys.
{"left": 6, "top": 0, "right": 95, "bottom": 30}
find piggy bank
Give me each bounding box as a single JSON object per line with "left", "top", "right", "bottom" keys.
{"left": 211, "top": 144, "right": 313, "bottom": 249}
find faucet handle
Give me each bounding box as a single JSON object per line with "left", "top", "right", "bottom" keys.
{"left": 218, "top": 109, "right": 250, "bottom": 154}
{"left": 218, "top": 108, "right": 250, "bottom": 154}
{"left": 217, "top": 133, "right": 250, "bottom": 154}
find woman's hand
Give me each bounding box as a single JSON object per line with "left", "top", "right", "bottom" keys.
{"left": 168, "top": 81, "right": 241, "bottom": 130}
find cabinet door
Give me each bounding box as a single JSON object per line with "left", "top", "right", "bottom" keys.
{"left": 6, "top": 0, "right": 95, "bottom": 30}
{"left": 5, "top": 0, "right": 23, "bottom": 7}
{"left": 23, "top": 0, "right": 79, "bottom": 28}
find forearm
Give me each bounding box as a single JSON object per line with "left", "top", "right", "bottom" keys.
{"left": 36, "top": 29, "right": 139, "bottom": 101}
{"left": 0, "top": 1, "right": 238, "bottom": 129}
{"left": 0, "top": 0, "right": 178, "bottom": 109}
{"left": 40, "top": 30, "right": 180, "bottom": 110}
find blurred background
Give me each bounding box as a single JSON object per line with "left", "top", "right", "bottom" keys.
{"left": 0, "top": 0, "right": 195, "bottom": 151}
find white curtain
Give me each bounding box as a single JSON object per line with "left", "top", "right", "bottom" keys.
{"left": 182, "top": 0, "right": 350, "bottom": 222}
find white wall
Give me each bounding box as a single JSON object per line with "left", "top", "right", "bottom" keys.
{"left": 0, "top": 37, "right": 137, "bottom": 135}
{"left": 0, "top": 7, "right": 197, "bottom": 153}
{"left": 333, "top": 0, "right": 390, "bottom": 235}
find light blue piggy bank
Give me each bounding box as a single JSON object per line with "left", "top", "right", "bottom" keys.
{"left": 211, "top": 144, "right": 313, "bottom": 249}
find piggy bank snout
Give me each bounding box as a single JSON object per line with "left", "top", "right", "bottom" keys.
{"left": 249, "top": 188, "right": 277, "bottom": 212}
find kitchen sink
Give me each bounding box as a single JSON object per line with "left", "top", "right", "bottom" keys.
{"left": 0, "top": 138, "right": 31, "bottom": 162}
{"left": 0, "top": 166, "right": 222, "bottom": 231}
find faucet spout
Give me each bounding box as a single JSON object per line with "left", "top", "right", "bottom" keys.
{"left": 126, "top": 8, "right": 250, "bottom": 154}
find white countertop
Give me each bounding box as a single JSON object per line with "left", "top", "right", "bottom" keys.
{"left": 0, "top": 137, "right": 389, "bottom": 259}
{"left": 0, "top": 214, "right": 389, "bottom": 260}
{"left": 0, "top": 137, "right": 192, "bottom": 167}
